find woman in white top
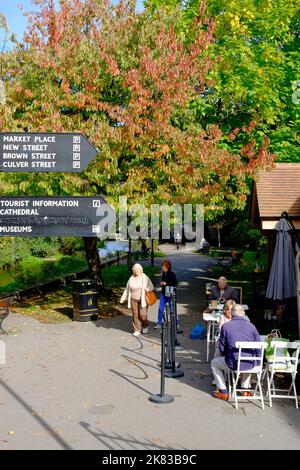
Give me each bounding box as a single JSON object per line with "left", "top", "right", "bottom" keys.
{"left": 120, "top": 263, "right": 154, "bottom": 337}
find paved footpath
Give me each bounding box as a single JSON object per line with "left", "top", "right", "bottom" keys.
{"left": 0, "top": 244, "right": 299, "bottom": 450}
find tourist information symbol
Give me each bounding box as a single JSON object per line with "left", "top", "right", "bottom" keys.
{"left": 0, "top": 133, "right": 98, "bottom": 172}
{"left": 0, "top": 197, "right": 115, "bottom": 237}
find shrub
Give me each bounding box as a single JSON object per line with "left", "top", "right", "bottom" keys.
{"left": 29, "top": 237, "right": 60, "bottom": 257}
{"left": 14, "top": 255, "right": 87, "bottom": 287}
{"left": 224, "top": 221, "right": 262, "bottom": 250}
{"left": 102, "top": 264, "right": 159, "bottom": 288}
{"left": 58, "top": 237, "right": 85, "bottom": 255}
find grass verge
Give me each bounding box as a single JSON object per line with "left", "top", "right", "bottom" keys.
{"left": 11, "top": 264, "right": 160, "bottom": 324}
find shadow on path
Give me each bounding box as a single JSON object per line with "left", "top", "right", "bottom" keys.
{"left": 79, "top": 421, "right": 184, "bottom": 450}
{"left": 0, "top": 379, "right": 72, "bottom": 450}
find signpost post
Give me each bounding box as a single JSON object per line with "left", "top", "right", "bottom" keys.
{"left": 0, "top": 197, "right": 113, "bottom": 237}
{"left": 0, "top": 132, "right": 98, "bottom": 172}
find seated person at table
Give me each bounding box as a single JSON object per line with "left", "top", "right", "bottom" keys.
{"left": 210, "top": 304, "right": 261, "bottom": 401}
{"left": 209, "top": 277, "right": 239, "bottom": 304}
{"left": 214, "top": 300, "right": 236, "bottom": 358}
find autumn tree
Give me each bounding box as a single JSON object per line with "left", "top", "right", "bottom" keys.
{"left": 0, "top": 0, "right": 275, "bottom": 285}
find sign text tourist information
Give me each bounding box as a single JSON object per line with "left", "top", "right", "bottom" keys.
{"left": 0, "top": 133, "right": 98, "bottom": 172}
{"left": 0, "top": 197, "right": 113, "bottom": 237}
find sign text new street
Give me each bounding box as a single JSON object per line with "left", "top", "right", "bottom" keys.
{"left": 0, "top": 133, "right": 98, "bottom": 172}
{"left": 0, "top": 197, "right": 114, "bottom": 237}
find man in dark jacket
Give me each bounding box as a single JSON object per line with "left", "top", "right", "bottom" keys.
{"left": 154, "top": 260, "right": 178, "bottom": 328}
{"left": 211, "top": 304, "right": 261, "bottom": 400}
{"left": 209, "top": 276, "right": 239, "bottom": 303}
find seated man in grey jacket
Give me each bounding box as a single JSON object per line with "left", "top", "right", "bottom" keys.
{"left": 211, "top": 304, "right": 261, "bottom": 401}
{"left": 209, "top": 276, "right": 239, "bottom": 303}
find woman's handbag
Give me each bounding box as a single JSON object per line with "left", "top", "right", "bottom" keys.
{"left": 145, "top": 290, "right": 157, "bottom": 306}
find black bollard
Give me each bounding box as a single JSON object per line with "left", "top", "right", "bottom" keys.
{"left": 164, "top": 302, "right": 180, "bottom": 369}
{"left": 149, "top": 316, "right": 174, "bottom": 404}
{"left": 175, "top": 337, "right": 184, "bottom": 352}
{"left": 164, "top": 303, "right": 172, "bottom": 369}
{"left": 165, "top": 290, "right": 184, "bottom": 379}
{"left": 174, "top": 289, "right": 184, "bottom": 335}
{"left": 173, "top": 288, "right": 184, "bottom": 351}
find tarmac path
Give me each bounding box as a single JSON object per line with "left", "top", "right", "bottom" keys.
{"left": 0, "top": 244, "right": 299, "bottom": 450}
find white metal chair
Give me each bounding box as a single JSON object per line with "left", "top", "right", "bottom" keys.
{"left": 233, "top": 286, "right": 242, "bottom": 304}
{"left": 228, "top": 341, "right": 267, "bottom": 410}
{"left": 264, "top": 340, "right": 300, "bottom": 409}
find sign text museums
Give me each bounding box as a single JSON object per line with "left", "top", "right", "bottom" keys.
{"left": 0, "top": 197, "right": 113, "bottom": 237}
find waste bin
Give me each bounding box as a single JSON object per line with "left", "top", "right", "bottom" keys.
{"left": 72, "top": 279, "right": 98, "bottom": 321}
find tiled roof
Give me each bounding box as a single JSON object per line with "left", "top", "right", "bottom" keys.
{"left": 256, "top": 163, "right": 300, "bottom": 218}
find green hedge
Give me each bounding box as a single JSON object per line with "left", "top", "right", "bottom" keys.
{"left": 102, "top": 265, "right": 160, "bottom": 288}
{"left": 0, "top": 255, "right": 88, "bottom": 294}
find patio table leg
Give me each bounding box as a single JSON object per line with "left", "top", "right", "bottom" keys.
{"left": 206, "top": 321, "right": 211, "bottom": 362}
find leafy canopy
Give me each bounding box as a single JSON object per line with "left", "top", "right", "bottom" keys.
{"left": 145, "top": 0, "right": 300, "bottom": 162}
{"left": 0, "top": 0, "right": 275, "bottom": 222}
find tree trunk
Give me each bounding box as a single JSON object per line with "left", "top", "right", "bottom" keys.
{"left": 83, "top": 237, "right": 104, "bottom": 291}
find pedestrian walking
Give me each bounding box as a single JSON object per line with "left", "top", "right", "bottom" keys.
{"left": 120, "top": 263, "right": 154, "bottom": 336}
{"left": 154, "top": 260, "right": 178, "bottom": 329}
{"left": 174, "top": 232, "right": 181, "bottom": 250}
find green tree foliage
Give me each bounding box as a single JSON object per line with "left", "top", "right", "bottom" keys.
{"left": 224, "top": 219, "right": 261, "bottom": 248}
{"left": 145, "top": 0, "right": 300, "bottom": 162}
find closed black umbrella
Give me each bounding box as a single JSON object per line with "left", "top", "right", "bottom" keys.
{"left": 266, "top": 218, "right": 297, "bottom": 301}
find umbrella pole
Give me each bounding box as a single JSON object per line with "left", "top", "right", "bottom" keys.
{"left": 296, "top": 251, "right": 300, "bottom": 339}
